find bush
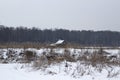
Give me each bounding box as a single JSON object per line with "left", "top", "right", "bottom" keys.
{"left": 33, "top": 54, "right": 48, "bottom": 69}
{"left": 24, "top": 51, "right": 36, "bottom": 62}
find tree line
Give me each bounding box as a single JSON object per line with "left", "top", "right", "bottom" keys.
{"left": 0, "top": 25, "right": 120, "bottom": 46}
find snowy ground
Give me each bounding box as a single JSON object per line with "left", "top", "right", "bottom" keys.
{"left": 0, "top": 63, "right": 79, "bottom": 80}
{"left": 1, "top": 62, "right": 120, "bottom": 80}
{"left": 0, "top": 48, "right": 120, "bottom": 80}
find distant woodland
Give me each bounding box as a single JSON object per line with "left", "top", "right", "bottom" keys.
{"left": 0, "top": 25, "right": 120, "bottom": 46}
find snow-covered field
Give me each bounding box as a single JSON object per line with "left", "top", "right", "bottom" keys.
{"left": 0, "top": 63, "right": 77, "bottom": 80}
{"left": 0, "top": 48, "right": 120, "bottom": 80}
{"left": 1, "top": 62, "right": 120, "bottom": 80}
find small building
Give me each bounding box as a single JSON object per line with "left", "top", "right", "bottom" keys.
{"left": 50, "top": 39, "right": 67, "bottom": 48}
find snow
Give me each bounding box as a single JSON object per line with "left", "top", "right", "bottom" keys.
{"left": 1, "top": 48, "right": 120, "bottom": 80}
{"left": 0, "top": 63, "right": 75, "bottom": 80}
{"left": 1, "top": 62, "right": 120, "bottom": 80}
{"left": 0, "top": 48, "right": 120, "bottom": 61}
{"left": 104, "top": 49, "right": 120, "bottom": 55}
{"left": 0, "top": 48, "right": 120, "bottom": 60}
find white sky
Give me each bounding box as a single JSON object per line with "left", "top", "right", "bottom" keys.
{"left": 0, "top": 0, "right": 120, "bottom": 31}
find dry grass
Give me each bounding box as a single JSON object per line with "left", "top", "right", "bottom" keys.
{"left": 31, "top": 47, "right": 120, "bottom": 70}
{"left": 1, "top": 47, "right": 120, "bottom": 78}
{"left": 0, "top": 42, "right": 45, "bottom": 49}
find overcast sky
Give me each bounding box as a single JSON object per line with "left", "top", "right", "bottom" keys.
{"left": 0, "top": 0, "right": 120, "bottom": 31}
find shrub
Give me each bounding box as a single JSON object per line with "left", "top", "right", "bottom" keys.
{"left": 24, "top": 51, "right": 36, "bottom": 62}
{"left": 33, "top": 54, "right": 48, "bottom": 69}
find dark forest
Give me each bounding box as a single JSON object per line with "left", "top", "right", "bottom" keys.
{"left": 0, "top": 25, "right": 120, "bottom": 46}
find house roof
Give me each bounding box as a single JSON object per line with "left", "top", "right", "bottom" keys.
{"left": 55, "top": 40, "right": 64, "bottom": 45}
{"left": 50, "top": 40, "right": 64, "bottom": 46}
